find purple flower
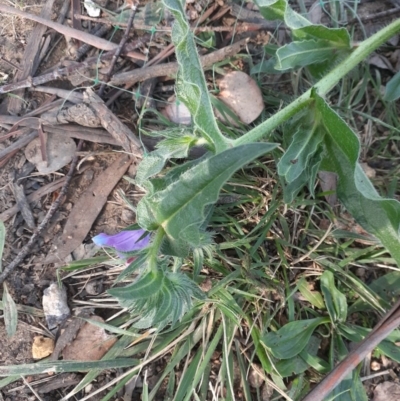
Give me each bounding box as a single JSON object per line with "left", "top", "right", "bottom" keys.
{"left": 92, "top": 229, "right": 151, "bottom": 253}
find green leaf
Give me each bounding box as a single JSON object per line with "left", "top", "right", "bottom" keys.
{"left": 254, "top": 0, "right": 310, "bottom": 28}
{"left": 278, "top": 123, "right": 324, "bottom": 182}
{"left": 276, "top": 40, "right": 338, "bottom": 70}
{"left": 253, "top": 0, "right": 286, "bottom": 21}
{"left": 339, "top": 323, "right": 400, "bottom": 363}
{"left": 136, "top": 134, "right": 197, "bottom": 186}
{"left": 314, "top": 92, "right": 400, "bottom": 266}
{"left": 2, "top": 283, "right": 17, "bottom": 337}
{"left": 275, "top": 335, "right": 321, "bottom": 377}
{"left": 162, "top": 0, "right": 230, "bottom": 151}
{"left": 369, "top": 271, "right": 400, "bottom": 302}
{"left": 110, "top": 269, "right": 204, "bottom": 329}
{"left": 298, "top": 278, "right": 325, "bottom": 309}
{"left": 320, "top": 271, "right": 347, "bottom": 323}
{"left": 293, "top": 26, "right": 350, "bottom": 47}
{"left": 138, "top": 143, "right": 278, "bottom": 256}
{"left": 262, "top": 317, "right": 329, "bottom": 359}
{"left": 384, "top": 70, "right": 400, "bottom": 101}
{"left": 0, "top": 358, "right": 138, "bottom": 376}
{"left": 108, "top": 269, "right": 164, "bottom": 300}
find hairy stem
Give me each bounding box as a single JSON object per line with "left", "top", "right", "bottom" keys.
{"left": 148, "top": 228, "right": 165, "bottom": 272}
{"left": 234, "top": 18, "right": 400, "bottom": 147}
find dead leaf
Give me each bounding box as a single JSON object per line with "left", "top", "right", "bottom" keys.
{"left": 368, "top": 54, "right": 395, "bottom": 72}
{"left": 308, "top": 0, "right": 322, "bottom": 24}
{"left": 373, "top": 382, "right": 400, "bottom": 401}
{"left": 217, "top": 71, "right": 264, "bottom": 124}
{"left": 32, "top": 336, "right": 55, "bottom": 359}
{"left": 25, "top": 132, "right": 76, "bottom": 174}
{"left": 318, "top": 171, "right": 338, "bottom": 207}
{"left": 62, "top": 316, "right": 117, "bottom": 361}
{"left": 44, "top": 154, "right": 133, "bottom": 264}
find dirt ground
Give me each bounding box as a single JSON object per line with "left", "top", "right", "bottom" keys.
{"left": 0, "top": 0, "right": 400, "bottom": 400}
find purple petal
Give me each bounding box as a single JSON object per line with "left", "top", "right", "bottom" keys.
{"left": 92, "top": 229, "right": 151, "bottom": 252}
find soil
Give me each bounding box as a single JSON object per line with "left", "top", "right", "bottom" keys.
{"left": 0, "top": 0, "right": 400, "bottom": 400}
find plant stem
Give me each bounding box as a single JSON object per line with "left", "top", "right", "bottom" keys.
{"left": 234, "top": 18, "right": 400, "bottom": 147}
{"left": 148, "top": 228, "right": 165, "bottom": 272}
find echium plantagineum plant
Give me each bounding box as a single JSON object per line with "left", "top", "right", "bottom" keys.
{"left": 95, "top": 0, "right": 400, "bottom": 330}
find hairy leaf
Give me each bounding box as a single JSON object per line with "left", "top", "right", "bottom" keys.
{"left": 111, "top": 270, "right": 204, "bottom": 329}
{"left": 108, "top": 269, "right": 164, "bottom": 300}
{"left": 136, "top": 134, "right": 198, "bottom": 186}
{"left": 278, "top": 123, "right": 324, "bottom": 182}
{"left": 138, "top": 143, "right": 277, "bottom": 256}
{"left": 263, "top": 317, "right": 329, "bottom": 359}
{"left": 315, "top": 93, "right": 400, "bottom": 265}
{"left": 254, "top": 0, "right": 310, "bottom": 28}
{"left": 162, "top": 0, "right": 229, "bottom": 151}
{"left": 293, "top": 26, "right": 350, "bottom": 46}
{"left": 276, "top": 39, "right": 337, "bottom": 70}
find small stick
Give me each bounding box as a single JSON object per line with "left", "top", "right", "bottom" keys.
{"left": 12, "top": 172, "right": 36, "bottom": 230}
{"left": 0, "top": 57, "right": 23, "bottom": 72}
{"left": 0, "top": 141, "right": 83, "bottom": 285}
{"left": 0, "top": 4, "right": 145, "bottom": 59}
{"left": 98, "top": 2, "right": 138, "bottom": 96}
{"left": 110, "top": 37, "right": 250, "bottom": 86}
{"left": 75, "top": 14, "right": 271, "bottom": 33}
{"left": 0, "top": 177, "right": 66, "bottom": 222}
{"left": 7, "top": 0, "right": 55, "bottom": 115}
{"left": 37, "top": 123, "right": 48, "bottom": 164}
{"left": 0, "top": 130, "right": 39, "bottom": 161}
{"left": 76, "top": 24, "right": 110, "bottom": 60}
{"left": 0, "top": 35, "right": 149, "bottom": 95}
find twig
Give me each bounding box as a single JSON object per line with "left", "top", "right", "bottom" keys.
{"left": 0, "top": 4, "right": 145, "bottom": 60}
{"left": 0, "top": 178, "right": 66, "bottom": 222}
{"left": 12, "top": 172, "right": 36, "bottom": 230}
{"left": 0, "top": 56, "right": 23, "bottom": 71}
{"left": 76, "top": 24, "right": 110, "bottom": 60}
{"left": 7, "top": 0, "right": 55, "bottom": 115}
{"left": 38, "top": 0, "right": 70, "bottom": 65}
{"left": 71, "top": 0, "right": 82, "bottom": 46}
{"left": 84, "top": 88, "right": 142, "bottom": 154}
{"left": 0, "top": 141, "right": 83, "bottom": 285}
{"left": 75, "top": 14, "right": 272, "bottom": 33}
{"left": 0, "top": 116, "right": 120, "bottom": 146}
{"left": 98, "top": 3, "right": 138, "bottom": 96}
{"left": 0, "top": 35, "right": 149, "bottom": 95}
{"left": 0, "top": 130, "right": 38, "bottom": 161}
{"left": 110, "top": 37, "right": 251, "bottom": 86}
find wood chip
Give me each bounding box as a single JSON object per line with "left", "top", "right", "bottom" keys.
{"left": 50, "top": 310, "right": 92, "bottom": 361}
{"left": 84, "top": 89, "right": 142, "bottom": 155}
{"left": 62, "top": 316, "right": 117, "bottom": 361}
{"left": 7, "top": 0, "right": 55, "bottom": 115}
{"left": 12, "top": 175, "right": 36, "bottom": 230}
{"left": 43, "top": 154, "right": 133, "bottom": 264}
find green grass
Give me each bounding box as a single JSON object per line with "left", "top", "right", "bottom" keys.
{"left": 2, "top": 1, "right": 400, "bottom": 400}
